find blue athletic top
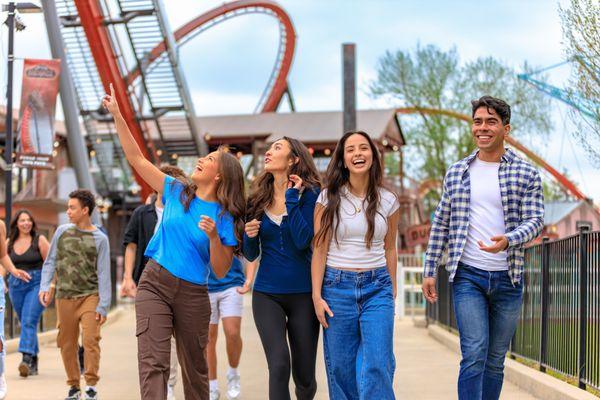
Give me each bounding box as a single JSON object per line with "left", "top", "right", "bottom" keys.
{"left": 243, "top": 187, "right": 319, "bottom": 294}
{"left": 145, "top": 175, "right": 237, "bottom": 285}
{"left": 208, "top": 256, "right": 245, "bottom": 293}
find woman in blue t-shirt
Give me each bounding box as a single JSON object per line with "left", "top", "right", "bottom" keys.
{"left": 103, "top": 86, "right": 245, "bottom": 400}
{"left": 243, "top": 137, "right": 321, "bottom": 400}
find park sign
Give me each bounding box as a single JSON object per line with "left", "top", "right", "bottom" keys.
{"left": 16, "top": 59, "right": 61, "bottom": 169}
{"left": 404, "top": 223, "right": 431, "bottom": 248}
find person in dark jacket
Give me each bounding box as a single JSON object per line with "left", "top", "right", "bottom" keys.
{"left": 243, "top": 137, "right": 321, "bottom": 400}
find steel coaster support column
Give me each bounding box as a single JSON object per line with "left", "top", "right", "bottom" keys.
{"left": 42, "top": 0, "right": 102, "bottom": 224}
{"left": 74, "top": 0, "right": 153, "bottom": 199}
{"left": 152, "top": 0, "right": 207, "bottom": 156}
{"left": 42, "top": 0, "right": 97, "bottom": 193}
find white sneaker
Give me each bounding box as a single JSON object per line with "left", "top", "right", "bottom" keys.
{"left": 209, "top": 388, "right": 220, "bottom": 400}
{"left": 226, "top": 373, "right": 241, "bottom": 399}
{"left": 167, "top": 384, "right": 176, "bottom": 400}
{"left": 0, "top": 373, "right": 7, "bottom": 400}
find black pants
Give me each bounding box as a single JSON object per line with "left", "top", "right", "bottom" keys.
{"left": 252, "top": 291, "right": 319, "bottom": 400}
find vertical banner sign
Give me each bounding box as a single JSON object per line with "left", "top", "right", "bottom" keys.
{"left": 16, "top": 58, "right": 61, "bottom": 169}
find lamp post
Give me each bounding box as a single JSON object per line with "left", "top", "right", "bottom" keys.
{"left": 2, "top": 1, "right": 42, "bottom": 233}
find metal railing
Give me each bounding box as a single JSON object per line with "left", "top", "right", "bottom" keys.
{"left": 426, "top": 227, "right": 600, "bottom": 391}
{"left": 397, "top": 254, "right": 426, "bottom": 319}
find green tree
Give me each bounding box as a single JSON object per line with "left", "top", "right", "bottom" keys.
{"left": 370, "top": 44, "right": 553, "bottom": 210}
{"left": 542, "top": 169, "right": 576, "bottom": 202}
{"left": 559, "top": 0, "right": 600, "bottom": 166}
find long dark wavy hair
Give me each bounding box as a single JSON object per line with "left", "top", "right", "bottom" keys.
{"left": 8, "top": 209, "right": 37, "bottom": 254}
{"left": 314, "top": 131, "right": 385, "bottom": 249}
{"left": 175, "top": 147, "right": 246, "bottom": 252}
{"left": 247, "top": 137, "right": 321, "bottom": 220}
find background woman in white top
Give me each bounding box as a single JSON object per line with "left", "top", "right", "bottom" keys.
{"left": 312, "top": 131, "right": 400, "bottom": 400}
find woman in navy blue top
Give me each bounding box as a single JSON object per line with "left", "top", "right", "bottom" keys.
{"left": 103, "top": 86, "right": 245, "bottom": 400}
{"left": 243, "top": 137, "right": 321, "bottom": 400}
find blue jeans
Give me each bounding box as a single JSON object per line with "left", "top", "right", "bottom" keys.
{"left": 322, "top": 267, "right": 395, "bottom": 400}
{"left": 8, "top": 269, "right": 46, "bottom": 355}
{"left": 452, "top": 263, "right": 523, "bottom": 400}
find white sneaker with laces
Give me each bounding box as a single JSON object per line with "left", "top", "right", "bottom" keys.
{"left": 227, "top": 373, "right": 241, "bottom": 400}
{"left": 209, "top": 388, "right": 221, "bottom": 400}
{"left": 167, "top": 384, "right": 176, "bottom": 400}
{"left": 0, "top": 373, "right": 7, "bottom": 400}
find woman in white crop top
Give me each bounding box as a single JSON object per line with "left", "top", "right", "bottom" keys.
{"left": 312, "top": 131, "right": 400, "bottom": 400}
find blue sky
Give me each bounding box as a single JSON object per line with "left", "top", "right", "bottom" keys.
{"left": 1, "top": 0, "right": 598, "bottom": 202}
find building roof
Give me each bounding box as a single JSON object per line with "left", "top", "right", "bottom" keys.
{"left": 544, "top": 201, "right": 583, "bottom": 225}
{"left": 192, "top": 109, "right": 405, "bottom": 146}
{"left": 137, "top": 109, "right": 404, "bottom": 148}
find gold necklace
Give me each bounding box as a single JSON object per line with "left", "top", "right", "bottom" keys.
{"left": 344, "top": 190, "right": 364, "bottom": 214}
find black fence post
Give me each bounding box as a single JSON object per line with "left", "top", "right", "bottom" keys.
{"left": 540, "top": 237, "right": 550, "bottom": 372}
{"left": 578, "top": 226, "right": 589, "bottom": 389}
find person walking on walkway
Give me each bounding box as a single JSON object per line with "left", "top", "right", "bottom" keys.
{"left": 312, "top": 131, "right": 400, "bottom": 400}
{"left": 121, "top": 165, "right": 188, "bottom": 400}
{"left": 243, "top": 137, "right": 321, "bottom": 400}
{"left": 103, "top": 84, "right": 246, "bottom": 400}
{"left": 7, "top": 210, "right": 50, "bottom": 378}
{"left": 0, "top": 219, "right": 33, "bottom": 399}
{"left": 422, "top": 96, "right": 545, "bottom": 400}
{"left": 207, "top": 257, "right": 257, "bottom": 400}
{"left": 39, "top": 189, "right": 112, "bottom": 400}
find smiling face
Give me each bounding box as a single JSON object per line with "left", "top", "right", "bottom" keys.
{"left": 191, "top": 151, "right": 221, "bottom": 185}
{"left": 343, "top": 133, "right": 373, "bottom": 176}
{"left": 472, "top": 106, "right": 510, "bottom": 152}
{"left": 16, "top": 212, "right": 33, "bottom": 235}
{"left": 264, "top": 139, "right": 294, "bottom": 173}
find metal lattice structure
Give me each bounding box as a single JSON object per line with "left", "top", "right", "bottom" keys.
{"left": 55, "top": 0, "right": 209, "bottom": 197}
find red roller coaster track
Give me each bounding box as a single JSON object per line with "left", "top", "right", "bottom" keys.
{"left": 76, "top": 0, "right": 591, "bottom": 205}
{"left": 75, "top": 0, "right": 155, "bottom": 198}
{"left": 125, "top": 0, "right": 296, "bottom": 113}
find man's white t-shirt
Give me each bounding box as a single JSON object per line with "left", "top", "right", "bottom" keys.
{"left": 459, "top": 157, "right": 508, "bottom": 271}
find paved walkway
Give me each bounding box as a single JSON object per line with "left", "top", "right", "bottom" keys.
{"left": 5, "top": 299, "right": 537, "bottom": 399}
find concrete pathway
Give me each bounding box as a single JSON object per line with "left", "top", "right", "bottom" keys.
{"left": 4, "top": 298, "right": 538, "bottom": 399}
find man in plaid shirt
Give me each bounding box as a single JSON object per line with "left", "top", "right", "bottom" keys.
{"left": 422, "top": 96, "right": 544, "bottom": 400}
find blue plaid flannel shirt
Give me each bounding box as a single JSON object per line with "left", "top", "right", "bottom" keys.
{"left": 424, "top": 148, "right": 544, "bottom": 285}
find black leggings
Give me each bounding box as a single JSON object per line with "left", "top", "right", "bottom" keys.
{"left": 252, "top": 291, "right": 319, "bottom": 400}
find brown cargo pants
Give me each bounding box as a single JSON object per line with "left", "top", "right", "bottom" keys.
{"left": 56, "top": 294, "right": 102, "bottom": 387}
{"left": 135, "top": 260, "right": 211, "bottom": 400}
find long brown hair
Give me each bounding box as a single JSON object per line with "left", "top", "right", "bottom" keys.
{"left": 247, "top": 137, "right": 321, "bottom": 220}
{"left": 314, "top": 131, "right": 384, "bottom": 249}
{"left": 8, "top": 209, "right": 37, "bottom": 254}
{"left": 176, "top": 148, "right": 246, "bottom": 252}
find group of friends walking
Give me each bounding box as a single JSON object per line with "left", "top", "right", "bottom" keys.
{"left": 0, "top": 91, "right": 544, "bottom": 400}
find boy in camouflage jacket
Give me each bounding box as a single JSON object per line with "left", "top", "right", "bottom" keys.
{"left": 39, "top": 190, "right": 111, "bottom": 400}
